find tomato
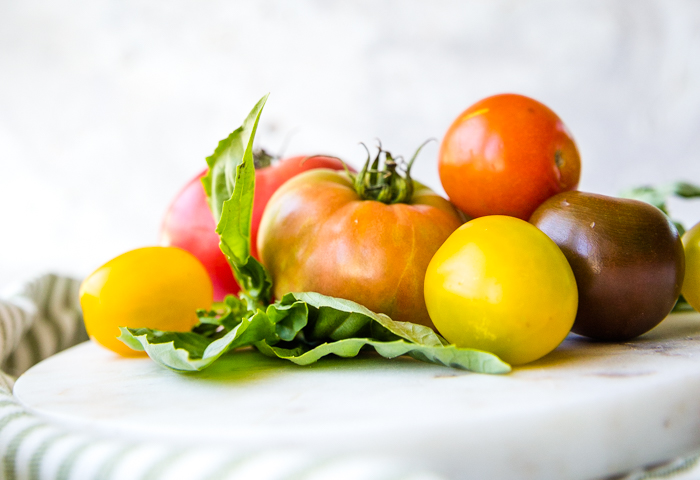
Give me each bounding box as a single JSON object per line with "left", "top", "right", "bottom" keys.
{"left": 439, "top": 93, "right": 581, "bottom": 220}
{"left": 257, "top": 148, "right": 464, "bottom": 328}
{"left": 160, "top": 154, "right": 348, "bottom": 301}
{"left": 424, "top": 216, "right": 578, "bottom": 365}
{"left": 682, "top": 221, "right": 700, "bottom": 312}
{"left": 531, "top": 191, "right": 684, "bottom": 341}
{"left": 79, "top": 247, "right": 213, "bottom": 356}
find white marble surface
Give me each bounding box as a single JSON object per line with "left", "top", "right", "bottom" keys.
{"left": 13, "top": 311, "right": 700, "bottom": 480}
{"left": 2, "top": 1, "right": 700, "bottom": 289}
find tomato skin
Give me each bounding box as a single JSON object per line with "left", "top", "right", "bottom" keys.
{"left": 79, "top": 247, "right": 213, "bottom": 357}
{"left": 682, "top": 221, "right": 700, "bottom": 312}
{"left": 160, "top": 155, "right": 347, "bottom": 301}
{"left": 439, "top": 94, "right": 581, "bottom": 220}
{"left": 530, "top": 191, "right": 684, "bottom": 341}
{"left": 257, "top": 169, "right": 464, "bottom": 328}
{"left": 160, "top": 171, "right": 236, "bottom": 301}
{"left": 424, "top": 216, "right": 578, "bottom": 365}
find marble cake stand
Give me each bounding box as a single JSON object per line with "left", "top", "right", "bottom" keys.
{"left": 13, "top": 312, "right": 700, "bottom": 480}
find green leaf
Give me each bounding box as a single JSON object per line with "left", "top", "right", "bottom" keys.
{"left": 196, "top": 295, "right": 249, "bottom": 331}
{"left": 620, "top": 181, "right": 700, "bottom": 236}
{"left": 620, "top": 185, "right": 671, "bottom": 214}
{"left": 119, "top": 290, "right": 510, "bottom": 374}
{"left": 265, "top": 299, "right": 309, "bottom": 342}
{"left": 201, "top": 94, "right": 272, "bottom": 307}
{"left": 257, "top": 338, "right": 510, "bottom": 374}
{"left": 672, "top": 294, "right": 695, "bottom": 313}
{"left": 672, "top": 182, "right": 700, "bottom": 199}
{"left": 118, "top": 310, "right": 277, "bottom": 372}
{"left": 262, "top": 292, "right": 511, "bottom": 374}
{"left": 202, "top": 95, "right": 267, "bottom": 226}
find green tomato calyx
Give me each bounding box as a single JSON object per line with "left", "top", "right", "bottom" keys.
{"left": 351, "top": 140, "right": 432, "bottom": 204}
{"left": 253, "top": 148, "right": 275, "bottom": 169}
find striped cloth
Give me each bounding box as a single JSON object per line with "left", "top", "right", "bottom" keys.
{"left": 0, "top": 274, "right": 698, "bottom": 480}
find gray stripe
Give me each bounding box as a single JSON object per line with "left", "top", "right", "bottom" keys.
{"left": 140, "top": 449, "right": 188, "bottom": 480}
{"left": 0, "top": 411, "right": 29, "bottom": 429}
{"left": 29, "top": 432, "right": 70, "bottom": 480}
{"left": 0, "top": 400, "right": 19, "bottom": 409}
{"left": 22, "top": 328, "right": 42, "bottom": 373}
{"left": 0, "top": 302, "right": 11, "bottom": 358}
{"left": 56, "top": 441, "right": 93, "bottom": 480}
{"left": 93, "top": 444, "right": 140, "bottom": 480}
{"left": 202, "top": 455, "right": 253, "bottom": 480}
{"left": 3, "top": 422, "right": 46, "bottom": 480}
{"left": 38, "top": 313, "right": 63, "bottom": 361}
{"left": 53, "top": 277, "right": 74, "bottom": 350}
{"left": 36, "top": 275, "right": 55, "bottom": 318}
{"left": 0, "top": 411, "right": 32, "bottom": 478}
{"left": 4, "top": 302, "right": 26, "bottom": 352}
{"left": 4, "top": 348, "right": 16, "bottom": 375}
{"left": 41, "top": 275, "right": 57, "bottom": 318}
{"left": 45, "top": 276, "right": 67, "bottom": 342}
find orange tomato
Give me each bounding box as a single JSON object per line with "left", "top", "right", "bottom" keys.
{"left": 439, "top": 93, "right": 581, "bottom": 220}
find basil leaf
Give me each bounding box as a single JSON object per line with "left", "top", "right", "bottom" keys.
{"left": 620, "top": 181, "right": 700, "bottom": 236}
{"left": 117, "top": 310, "right": 277, "bottom": 372}
{"left": 196, "top": 296, "right": 249, "bottom": 331}
{"left": 262, "top": 292, "right": 511, "bottom": 374}
{"left": 201, "top": 94, "right": 272, "bottom": 307}
{"left": 256, "top": 338, "right": 510, "bottom": 374}
{"left": 118, "top": 290, "right": 510, "bottom": 374}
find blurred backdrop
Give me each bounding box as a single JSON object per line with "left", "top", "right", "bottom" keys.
{"left": 1, "top": 0, "right": 700, "bottom": 288}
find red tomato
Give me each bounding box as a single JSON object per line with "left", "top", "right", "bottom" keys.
{"left": 439, "top": 93, "right": 581, "bottom": 220}
{"left": 160, "top": 155, "right": 348, "bottom": 301}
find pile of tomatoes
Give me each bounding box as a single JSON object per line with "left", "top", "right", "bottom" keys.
{"left": 81, "top": 93, "right": 700, "bottom": 367}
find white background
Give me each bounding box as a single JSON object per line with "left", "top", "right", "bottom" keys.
{"left": 1, "top": 0, "right": 700, "bottom": 289}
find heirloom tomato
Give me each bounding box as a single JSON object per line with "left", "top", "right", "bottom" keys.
{"left": 439, "top": 93, "right": 581, "bottom": 220}
{"left": 79, "top": 247, "right": 213, "bottom": 357}
{"left": 258, "top": 146, "right": 464, "bottom": 328}
{"left": 160, "top": 153, "right": 347, "bottom": 300}
{"left": 682, "top": 221, "right": 700, "bottom": 312}
{"left": 424, "top": 216, "right": 578, "bottom": 365}
{"left": 531, "top": 191, "right": 684, "bottom": 341}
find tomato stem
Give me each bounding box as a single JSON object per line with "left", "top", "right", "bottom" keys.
{"left": 351, "top": 140, "right": 433, "bottom": 204}
{"left": 253, "top": 149, "right": 275, "bottom": 169}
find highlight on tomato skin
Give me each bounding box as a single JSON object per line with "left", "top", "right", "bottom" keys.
{"left": 79, "top": 246, "right": 213, "bottom": 357}
{"left": 159, "top": 155, "right": 349, "bottom": 301}
{"left": 438, "top": 93, "right": 581, "bottom": 220}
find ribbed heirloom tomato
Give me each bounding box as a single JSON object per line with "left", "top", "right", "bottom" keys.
{"left": 258, "top": 147, "right": 464, "bottom": 328}
{"left": 439, "top": 93, "right": 581, "bottom": 220}
{"left": 160, "top": 153, "right": 347, "bottom": 300}
{"left": 79, "top": 247, "right": 213, "bottom": 356}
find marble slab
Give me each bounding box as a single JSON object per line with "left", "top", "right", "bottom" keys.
{"left": 13, "top": 312, "right": 700, "bottom": 480}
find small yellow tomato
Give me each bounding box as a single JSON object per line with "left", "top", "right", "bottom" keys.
{"left": 424, "top": 215, "right": 578, "bottom": 365}
{"left": 682, "top": 221, "right": 700, "bottom": 312}
{"left": 80, "top": 246, "right": 213, "bottom": 356}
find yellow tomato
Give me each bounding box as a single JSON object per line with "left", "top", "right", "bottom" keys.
{"left": 682, "top": 221, "right": 700, "bottom": 312}
{"left": 424, "top": 215, "right": 578, "bottom": 365}
{"left": 80, "top": 246, "right": 213, "bottom": 356}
